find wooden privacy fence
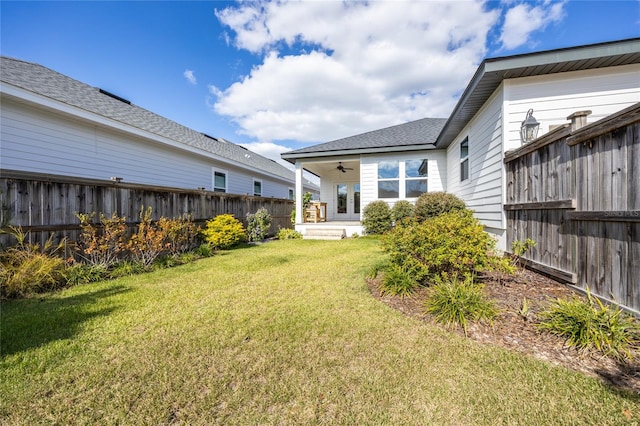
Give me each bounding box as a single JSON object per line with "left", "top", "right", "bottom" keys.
{"left": 0, "top": 170, "right": 294, "bottom": 248}
{"left": 504, "top": 103, "right": 640, "bottom": 314}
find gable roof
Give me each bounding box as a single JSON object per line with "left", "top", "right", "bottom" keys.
{"left": 0, "top": 56, "right": 295, "bottom": 182}
{"left": 281, "top": 117, "right": 447, "bottom": 162}
{"left": 435, "top": 37, "right": 640, "bottom": 148}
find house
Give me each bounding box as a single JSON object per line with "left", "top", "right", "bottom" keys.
{"left": 282, "top": 38, "right": 640, "bottom": 247}
{"left": 0, "top": 56, "right": 318, "bottom": 199}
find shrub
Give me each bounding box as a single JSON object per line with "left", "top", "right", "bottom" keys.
{"left": 391, "top": 200, "right": 414, "bottom": 224}
{"left": 362, "top": 201, "right": 392, "bottom": 235}
{"left": 246, "top": 208, "right": 272, "bottom": 242}
{"left": 65, "top": 263, "right": 108, "bottom": 285}
{"left": 77, "top": 212, "right": 127, "bottom": 268}
{"left": 381, "top": 209, "right": 510, "bottom": 283}
{"left": 157, "top": 215, "right": 200, "bottom": 255}
{"left": 424, "top": 274, "right": 498, "bottom": 335}
{"left": 414, "top": 192, "right": 466, "bottom": 221}
{"left": 195, "top": 243, "right": 214, "bottom": 258}
{"left": 110, "top": 260, "right": 147, "bottom": 278}
{"left": 537, "top": 290, "right": 640, "bottom": 361}
{"left": 202, "top": 214, "right": 245, "bottom": 250}
{"left": 291, "top": 192, "right": 313, "bottom": 225}
{"left": 276, "top": 228, "right": 302, "bottom": 240}
{"left": 380, "top": 263, "right": 420, "bottom": 297}
{"left": 0, "top": 228, "right": 67, "bottom": 298}
{"left": 127, "top": 207, "right": 167, "bottom": 267}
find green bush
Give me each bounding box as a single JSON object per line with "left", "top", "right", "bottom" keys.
{"left": 276, "top": 228, "right": 303, "bottom": 240}
{"left": 201, "top": 214, "right": 246, "bottom": 250}
{"left": 0, "top": 228, "right": 68, "bottom": 298}
{"left": 195, "top": 243, "right": 214, "bottom": 258}
{"left": 65, "top": 263, "right": 108, "bottom": 285}
{"left": 414, "top": 192, "right": 466, "bottom": 221}
{"left": 247, "top": 208, "right": 272, "bottom": 242}
{"left": 362, "top": 201, "right": 392, "bottom": 235}
{"left": 380, "top": 263, "right": 419, "bottom": 297}
{"left": 381, "top": 209, "right": 510, "bottom": 283}
{"left": 537, "top": 291, "right": 640, "bottom": 361}
{"left": 391, "top": 200, "right": 414, "bottom": 224}
{"left": 424, "top": 274, "right": 498, "bottom": 335}
{"left": 110, "top": 260, "right": 147, "bottom": 278}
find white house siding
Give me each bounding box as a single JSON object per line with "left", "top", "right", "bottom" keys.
{"left": 1, "top": 97, "right": 294, "bottom": 198}
{"left": 360, "top": 150, "right": 447, "bottom": 213}
{"left": 503, "top": 64, "right": 640, "bottom": 151}
{"left": 446, "top": 85, "right": 505, "bottom": 245}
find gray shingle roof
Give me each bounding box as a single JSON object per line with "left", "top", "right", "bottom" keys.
{"left": 0, "top": 56, "right": 295, "bottom": 182}
{"left": 282, "top": 117, "right": 447, "bottom": 160}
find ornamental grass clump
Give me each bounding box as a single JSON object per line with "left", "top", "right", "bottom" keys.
{"left": 379, "top": 263, "right": 420, "bottom": 297}
{"left": 537, "top": 290, "right": 640, "bottom": 361}
{"left": 424, "top": 274, "right": 498, "bottom": 335}
{"left": 0, "top": 227, "right": 68, "bottom": 299}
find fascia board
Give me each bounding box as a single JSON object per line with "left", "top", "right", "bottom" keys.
{"left": 281, "top": 144, "right": 437, "bottom": 163}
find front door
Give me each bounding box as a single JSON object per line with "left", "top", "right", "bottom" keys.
{"left": 336, "top": 182, "right": 361, "bottom": 220}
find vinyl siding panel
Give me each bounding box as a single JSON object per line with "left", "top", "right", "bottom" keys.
{"left": 1, "top": 97, "right": 292, "bottom": 198}
{"left": 503, "top": 64, "right": 640, "bottom": 150}
{"left": 446, "top": 86, "right": 504, "bottom": 230}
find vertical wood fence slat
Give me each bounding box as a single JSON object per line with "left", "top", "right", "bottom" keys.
{"left": 504, "top": 104, "right": 640, "bottom": 314}
{"left": 0, "top": 172, "right": 294, "bottom": 249}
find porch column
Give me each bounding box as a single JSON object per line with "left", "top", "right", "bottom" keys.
{"left": 295, "top": 162, "right": 304, "bottom": 224}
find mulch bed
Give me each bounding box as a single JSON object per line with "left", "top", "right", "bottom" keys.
{"left": 366, "top": 268, "right": 640, "bottom": 394}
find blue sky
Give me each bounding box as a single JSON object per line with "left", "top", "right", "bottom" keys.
{"left": 1, "top": 1, "right": 639, "bottom": 167}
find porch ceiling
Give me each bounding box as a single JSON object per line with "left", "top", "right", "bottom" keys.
{"left": 301, "top": 159, "right": 361, "bottom": 178}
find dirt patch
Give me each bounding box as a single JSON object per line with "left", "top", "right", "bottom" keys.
{"left": 367, "top": 268, "right": 640, "bottom": 394}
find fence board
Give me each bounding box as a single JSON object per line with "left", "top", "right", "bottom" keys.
{"left": 0, "top": 171, "right": 294, "bottom": 249}
{"left": 504, "top": 105, "right": 640, "bottom": 314}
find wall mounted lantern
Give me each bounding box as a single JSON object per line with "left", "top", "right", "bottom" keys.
{"left": 520, "top": 109, "right": 540, "bottom": 144}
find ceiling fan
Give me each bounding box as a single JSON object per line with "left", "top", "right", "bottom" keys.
{"left": 336, "top": 162, "right": 353, "bottom": 173}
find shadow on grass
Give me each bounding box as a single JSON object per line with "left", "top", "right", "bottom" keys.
{"left": 0, "top": 285, "right": 130, "bottom": 358}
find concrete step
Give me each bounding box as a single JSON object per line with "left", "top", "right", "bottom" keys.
{"left": 304, "top": 228, "right": 346, "bottom": 240}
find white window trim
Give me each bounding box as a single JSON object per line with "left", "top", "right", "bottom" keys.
{"left": 253, "top": 178, "right": 263, "bottom": 197}
{"left": 377, "top": 160, "right": 400, "bottom": 199}
{"left": 287, "top": 187, "right": 294, "bottom": 200}
{"left": 460, "top": 137, "right": 469, "bottom": 182}
{"left": 404, "top": 159, "right": 428, "bottom": 199}
{"left": 212, "top": 168, "right": 228, "bottom": 193}
{"left": 377, "top": 159, "right": 429, "bottom": 200}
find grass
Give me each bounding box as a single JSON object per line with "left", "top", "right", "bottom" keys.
{"left": 1, "top": 238, "right": 638, "bottom": 425}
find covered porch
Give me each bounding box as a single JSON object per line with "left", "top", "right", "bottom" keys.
{"left": 289, "top": 157, "right": 364, "bottom": 238}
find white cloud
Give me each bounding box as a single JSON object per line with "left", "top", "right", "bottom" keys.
{"left": 499, "top": 1, "right": 567, "bottom": 50}
{"left": 211, "top": 1, "right": 561, "bottom": 146}
{"left": 183, "top": 69, "right": 197, "bottom": 85}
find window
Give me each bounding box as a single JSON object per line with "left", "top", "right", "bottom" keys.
{"left": 405, "top": 159, "right": 428, "bottom": 198}
{"left": 377, "top": 160, "right": 399, "bottom": 198}
{"left": 253, "top": 179, "right": 262, "bottom": 196}
{"left": 213, "top": 170, "right": 227, "bottom": 193}
{"left": 460, "top": 137, "right": 469, "bottom": 182}
{"left": 288, "top": 188, "right": 294, "bottom": 200}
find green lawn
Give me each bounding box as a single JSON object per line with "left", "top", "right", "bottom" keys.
{"left": 1, "top": 238, "right": 638, "bottom": 425}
